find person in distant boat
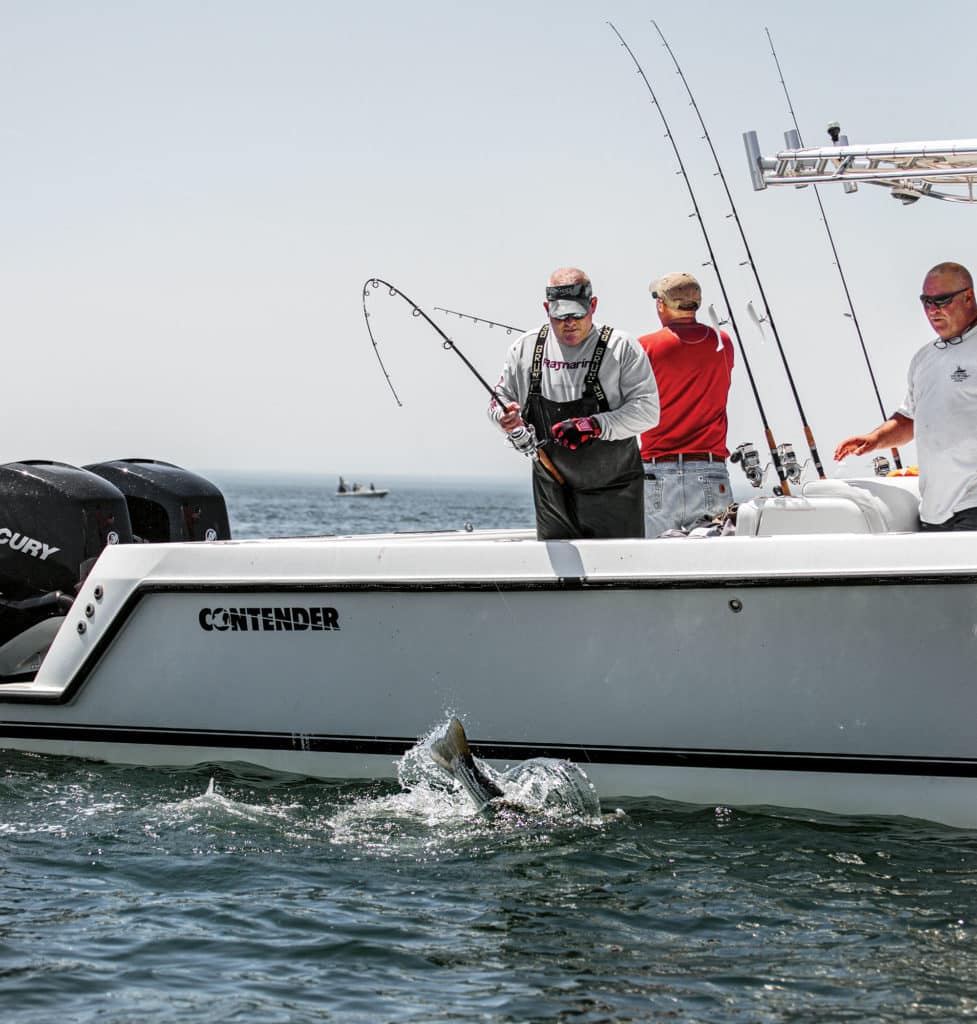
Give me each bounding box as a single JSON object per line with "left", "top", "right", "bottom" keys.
{"left": 489, "top": 267, "right": 660, "bottom": 540}
{"left": 835, "top": 261, "right": 977, "bottom": 530}
{"left": 636, "top": 272, "right": 734, "bottom": 538}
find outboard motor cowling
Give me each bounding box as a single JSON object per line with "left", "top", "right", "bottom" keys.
{"left": 0, "top": 461, "right": 134, "bottom": 675}
{"left": 85, "top": 459, "right": 231, "bottom": 543}
{"left": 0, "top": 460, "right": 132, "bottom": 602}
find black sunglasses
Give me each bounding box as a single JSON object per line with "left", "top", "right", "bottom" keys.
{"left": 920, "top": 287, "right": 970, "bottom": 309}
{"left": 551, "top": 311, "right": 588, "bottom": 321}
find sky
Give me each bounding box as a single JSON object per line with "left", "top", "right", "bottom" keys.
{"left": 4, "top": 0, "right": 976, "bottom": 486}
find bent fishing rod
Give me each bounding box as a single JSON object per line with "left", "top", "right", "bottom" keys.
{"left": 433, "top": 306, "right": 522, "bottom": 334}
{"left": 765, "top": 27, "right": 902, "bottom": 470}
{"left": 608, "top": 21, "right": 792, "bottom": 494}
{"left": 361, "top": 278, "right": 565, "bottom": 484}
{"left": 651, "top": 20, "right": 827, "bottom": 481}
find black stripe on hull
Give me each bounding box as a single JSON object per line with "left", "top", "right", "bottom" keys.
{"left": 2, "top": 722, "right": 976, "bottom": 778}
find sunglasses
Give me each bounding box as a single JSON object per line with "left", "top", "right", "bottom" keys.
{"left": 551, "top": 312, "right": 588, "bottom": 321}
{"left": 920, "top": 287, "right": 970, "bottom": 309}
{"left": 546, "top": 283, "right": 591, "bottom": 302}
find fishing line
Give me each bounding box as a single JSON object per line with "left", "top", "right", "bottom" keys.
{"left": 765, "top": 26, "right": 902, "bottom": 470}
{"left": 651, "top": 20, "right": 827, "bottom": 481}
{"left": 607, "top": 21, "right": 792, "bottom": 494}
{"left": 361, "top": 278, "right": 565, "bottom": 484}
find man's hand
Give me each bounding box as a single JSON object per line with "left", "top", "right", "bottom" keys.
{"left": 834, "top": 434, "right": 877, "bottom": 461}
{"left": 834, "top": 415, "right": 914, "bottom": 461}
{"left": 498, "top": 402, "right": 525, "bottom": 433}
{"left": 551, "top": 416, "right": 602, "bottom": 449}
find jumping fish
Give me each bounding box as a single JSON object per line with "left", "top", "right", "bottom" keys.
{"left": 428, "top": 717, "right": 602, "bottom": 821}
{"left": 429, "top": 717, "right": 505, "bottom": 818}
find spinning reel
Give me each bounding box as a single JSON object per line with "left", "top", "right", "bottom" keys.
{"left": 730, "top": 443, "right": 763, "bottom": 487}
{"left": 731, "top": 440, "right": 806, "bottom": 495}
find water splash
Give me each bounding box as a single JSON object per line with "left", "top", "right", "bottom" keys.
{"left": 404, "top": 716, "right": 603, "bottom": 821}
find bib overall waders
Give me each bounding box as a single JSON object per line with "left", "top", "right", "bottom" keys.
{"left": 523, "top": 325, "right": 645, "bottom": 540}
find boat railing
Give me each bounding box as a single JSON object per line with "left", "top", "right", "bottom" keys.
{"left": 743, "top": 134, "right": 977, "bottom": 204}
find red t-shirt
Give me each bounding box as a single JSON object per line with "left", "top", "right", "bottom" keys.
{"left": 638, "top": 322, "right": 734, "bottom": 461}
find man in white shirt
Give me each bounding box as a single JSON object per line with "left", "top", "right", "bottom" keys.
{"left": 835, "top": 262, "right": 977, "bottom": 530}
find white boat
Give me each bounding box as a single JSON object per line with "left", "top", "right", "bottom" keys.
{"left": 2, "top": 454, "right": 976, "bottom": 827}
{"left": 2, "top": 140, "right": 975, "bottom": 828}
{"left": 337, "top": 476, "right": 389, "bottom": 498}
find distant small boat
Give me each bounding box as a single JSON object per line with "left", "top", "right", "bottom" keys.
{"left": 336, "top": 476, "right": 388, "bottom": 498}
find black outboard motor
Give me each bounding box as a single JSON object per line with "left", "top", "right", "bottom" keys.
{"left": 85, "top": 459, "right": 231, "bottom": 543}
{"left": 0, "top": 461, "right": 134, "bottom": 674}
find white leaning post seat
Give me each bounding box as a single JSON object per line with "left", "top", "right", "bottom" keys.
{"left": 735, "top": 477, "right": 921, "bottom": 537}
{"left": 843, "top": 476, "right": 921, "bottom": 532}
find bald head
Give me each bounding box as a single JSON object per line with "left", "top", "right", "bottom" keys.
{"left": 544, "top": 266, "right": 596, "bottom": 346}
{"left": 548, "top": 266, "right": 590, "bottom": 289}
{"left": 926, "top": 262, "right": 973, "bottom": 290}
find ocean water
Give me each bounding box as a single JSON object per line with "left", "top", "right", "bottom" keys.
{"left": 3, "top": 476, "right": 976, "bottom": 1024}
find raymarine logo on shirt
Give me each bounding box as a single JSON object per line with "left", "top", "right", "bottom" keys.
{"left": 198, "top": 607, "right": 340, "bottom": 632}
{"left": 543, "top": 357, "right": 592, "bottom": 371}
{"left": 951, "top": 365, "right": 970, "bottom": 383}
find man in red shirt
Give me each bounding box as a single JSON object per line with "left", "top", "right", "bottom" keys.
{"left": 638, "top": 272, "right": 734, "bottom": 537}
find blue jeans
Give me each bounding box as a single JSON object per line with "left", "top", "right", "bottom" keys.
{"left": 643, "top": 460, "right": 733, "bottom": 538}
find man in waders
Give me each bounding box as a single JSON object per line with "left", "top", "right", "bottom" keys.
{"left": 489, "top": 267, "right": 660, "bottom": 540}
{"left": 835, "top": 261, "right": 977, "bottom": 531}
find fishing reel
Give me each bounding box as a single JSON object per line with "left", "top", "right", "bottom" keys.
{"left": 872, "top": 455, "right": 892, "bottom": 477}
{"left": 508, "top": 424, "right": 540, "bottom": 462}
{"left": 730, "top": 442, "right": 763, "bottom": 488}
{"left": 776, "top": 443, "right": 803, "bottom": 485}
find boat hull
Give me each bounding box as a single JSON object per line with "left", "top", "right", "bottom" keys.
{"left": 2, "top": 524, "right": 975, "bottom": 826}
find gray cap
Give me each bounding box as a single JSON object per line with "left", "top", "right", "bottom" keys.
{"left": 546, "top": 280, "right": 592, "bottom": 319}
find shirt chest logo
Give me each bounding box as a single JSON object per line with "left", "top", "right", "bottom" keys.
{"left": 950, "top": 365, "right": 970, "bottom": 383}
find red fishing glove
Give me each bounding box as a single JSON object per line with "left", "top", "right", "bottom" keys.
{"left": 551, "top": 417, "right": 602, "bottom": 450}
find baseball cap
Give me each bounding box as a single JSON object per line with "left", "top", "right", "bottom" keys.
{"left": 651, "top": 272, "right": 701, "bottom": 311}
{"left": 546, "top": 280, "right": 592, "bottom": 319}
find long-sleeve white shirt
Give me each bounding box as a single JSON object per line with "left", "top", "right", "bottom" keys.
{"left": 489, "top": 323, "right": 660, "bottom": 441}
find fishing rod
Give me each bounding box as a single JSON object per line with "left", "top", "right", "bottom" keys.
{"left": 361, "top": 278, "right": 565, "bottom": 484}
{"left": 433, "top": 306, "right": 522, "bottom": 334}
{"left": 607, "top": 21, "right": 792, "bottom": 495}
{"left": 765, "top": 26, "right": 902, "bottom": 470}
{"left": 651, "top": 20, "right": 827, "bottom": 481}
